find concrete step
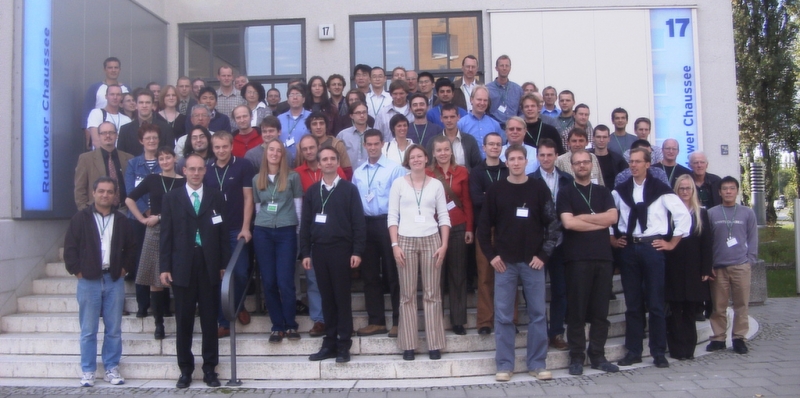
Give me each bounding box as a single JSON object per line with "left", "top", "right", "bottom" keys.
{"left": 0, "top": 304, "right": 628, "bottom": 335}
{"left": 0, "top": 322, "right": 713, "bottom": 380}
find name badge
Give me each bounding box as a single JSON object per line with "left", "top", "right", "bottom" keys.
{"left": 255, "top": 203, "right": 261, "bottom": 213}
{"left": 516, "top": 207, "right": 529, "bottom": 218}
{"left": 446, "top": 201, "right": 456, "bottom": 211}
{"left": 266, "top": 203, "right": 278, "bottom": 212}
{"left": 726, "top": 237, "right": 738, "bottom": 247}
{"left": 315, "top": 213, "right": 327, "bottom": 224}
{"left": 497, "top": 104, "right": 507, "bottom": 113}
{"left": 212, "top": 215, "right": 223, "bottom": 224}
{"left": 134, "top": 176, "right": 144, "bottom": 187}
{"left": 415, "top": 215, "right": 426, "bottom": 223}
{"left": 591, "top": 178, "right": 598, "bottom": 185}
{"left": 285, "top": 137, "right": 295, "bottom": 147}
{"left": 365, "top": 193, "right": 375, "bottom": 203}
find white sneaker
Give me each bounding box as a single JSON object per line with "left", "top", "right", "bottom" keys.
{"left": 495, "top": 371, "right": 512, "bottom": 382}
{"left": 104, "top": 367, "right": 125, "bottom": 385}
{"left": 529, "top": 368, "right": 552, "bottom": 380}
{"left": 80, "top": 372, "right": 95, "bottom": 387}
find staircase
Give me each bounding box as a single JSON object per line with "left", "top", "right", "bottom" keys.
{"left": 0, "top": 249, "right": 712, "bottom": 381}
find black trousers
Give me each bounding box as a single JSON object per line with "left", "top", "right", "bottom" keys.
{"left": 444, "top": 223, "right": 467, "bottom": 326}
{"left": 312, "top": 242, "right": 353, "bottom": 350}
{"left": 666, "top": 301, "right": 700, "bottom": 359}
{"left": 565, "top": 260, "right": 613, "bottom": 365}
{"left": 362, "top": 216, "right": 399, "bottom": 325}
{"left": 172, "top": 247, "right": 219, "bottom": 375}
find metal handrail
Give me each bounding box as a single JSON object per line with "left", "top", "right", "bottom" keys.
{"left": 220, "top": 237, "right": 253, "bottom": 386}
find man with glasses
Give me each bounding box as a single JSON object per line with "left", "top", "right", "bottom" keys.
{"left": 555, "top": 128, "right": 604, "bottom": 186}
{"left": 500, "top": 117, "right": 538, "bottom": 174}
{"left": 612, "top": 148, "right": 690, "bottom": 369}
{"left": 278, "top": 84, "right": 312, "bottom": 165}
{"left": 337, "top": 101, "right": 372, "bottom": 169}
{"left": 690, "top": 151, "right": 722, "bottom": 208}
{"left": 416, "top": 72, "right": 437, "bottom": 106}
{"left": 175, "top": 104, "right": 214, "bottom": 161}
{"left": 74, "top": 122, "right": 133, "bottom": 211}
{"left": 653, "top": 138, "right": 691, "bottom": 188}
{"left": 452, "top": 55, "right": 480, "bottom": 112}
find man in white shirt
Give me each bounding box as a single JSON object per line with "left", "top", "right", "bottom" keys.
{"left": 86, "top": 84, "right": 131, "bottom": 150}
{"left": 367, "top": 66, "right": 392, "bottom": 118}
{"left": 452, "top": 55, "right": 480, "bottom": 111}
{"left": 374, "top": 80, "right": 413, "bottom": 142}
{"left": 500, "top": 117, "right": 539, "bottom": 174}
{"left": 611, "top": 148, "right": 690, "bottom": 369}
{"left": 555, "top": 128, "right": 605, "bottom": 186}
{"left": 82, "top": 57, "right": 129, "bottom": 130}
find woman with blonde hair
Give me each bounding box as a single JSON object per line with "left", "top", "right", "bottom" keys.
{"left": 388, "top": 144, "right": 450, "bottom": 361}
{"left": 252, "top": 139, "right": 304, "bottom": 343}
{"left": 664, "top": 174, "right": 713, "bottom": 360}
{"left": 157, "top": 85, "right": 186, "bottom": 141}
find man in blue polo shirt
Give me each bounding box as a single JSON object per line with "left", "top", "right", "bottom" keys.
{"left": 203, "top": 131, "right": 256, "bottom": 338}
{"left": 427, "top": 78, "right": 468, "bottom": 128}
{"left": 487, "top": 55, "right": 523, "bottom": 128}
{"left": 277, "top": 84, "right": 311, "bottom": 165}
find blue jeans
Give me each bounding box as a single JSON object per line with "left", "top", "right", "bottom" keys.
{"left": 305, "top": 266, "right": 324, "bottom": 323}
{"left": 546, "top": 247, "right": 566, "bottom": 338}
{"left": 620, "top": 241, "right": 667, "bottom": 357}
{"left": 218, "top": 229, "right": 251, "bottom": 328}
{"left": 494, "top": 262, "right": 547, "bottom": 372}
{"left": 254, "top": 225, "right": 298, "bottom": 331}
{"left": 77, "top": 273, "right": 125, "bottom": 373}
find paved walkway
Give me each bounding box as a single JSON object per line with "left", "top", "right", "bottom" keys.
{"left": 1, "top": 297, "right": 798, "bottom": 397}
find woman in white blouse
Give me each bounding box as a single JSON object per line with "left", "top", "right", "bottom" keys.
{"left": 382, "top": 114, "right": 413, "bottom": 164}
{"left": 388, "top": 144, "right": 451, "bottom": 361}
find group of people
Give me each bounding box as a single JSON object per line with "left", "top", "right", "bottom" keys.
{"left": 65, "top": 54, "right": 756, "bottom": 388}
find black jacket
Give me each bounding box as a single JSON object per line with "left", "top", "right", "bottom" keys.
{"left": 118, "top": 117, "right": 175, "bottom": 157}
{"left": 159, "top": 186, "right": 231, "bottom": 287}
{"left": 63, "top": 205, "right": 137, "bottom": 281}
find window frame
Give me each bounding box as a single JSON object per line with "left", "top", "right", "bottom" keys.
{"left": 178, "top": 18, "right": 306, "bottom": 87}
{"left": 349, "top": 11, "right": 483, "bottom": 80}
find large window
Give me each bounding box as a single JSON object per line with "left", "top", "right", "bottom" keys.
{"left": 180, "top": 20, "right": 305, "bottom": 89}
{"left": 350, "top": 12, "right": 482, "bottom": 78}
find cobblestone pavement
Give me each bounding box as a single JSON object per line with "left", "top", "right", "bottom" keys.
{"left": 1, "top": 297, "right": 798, "bottom": 397}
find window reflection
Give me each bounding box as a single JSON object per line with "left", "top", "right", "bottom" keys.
{"left": 245, "top": 26, "right": 272, "bottom": 76}
{"left": 274, "top": 24, "right": 302, "bottom": 75}
{"left": 385, "top": 20, "right": 414, "bottom": 70}
{"left": 354, "top": 21, "right": 384, "bottom": 68}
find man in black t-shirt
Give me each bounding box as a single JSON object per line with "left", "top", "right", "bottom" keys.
{"left": 590, "top": 124, "right": 627, "bottom": 190}
{"left": 557, "top": 149, "right": 620, "bottom": 376}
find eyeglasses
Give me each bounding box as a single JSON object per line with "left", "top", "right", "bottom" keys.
{"left": 507, "top": 127, "right": 524, "bottom": 132}
{"left": 663, "top": 147, "right": 678, "bottom": 151}
{"left": 571, "top": 160, "right": 592, "bottom": 166}
{"left": 352, "top": 111, "right": 368, "bottom": 116}
{"left": 288, "top": 93, "right": 303, "bottom": 98}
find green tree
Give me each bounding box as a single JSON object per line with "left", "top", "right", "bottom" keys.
{"left": 733, "top": 0, "right": 798, "bottom": 222}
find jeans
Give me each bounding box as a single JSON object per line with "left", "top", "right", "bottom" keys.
{"left": 620, "top": 241, "right": 667, "bottom": 357}
{"left": 305, "top": 266, "right": 324, "bottom": 323}
{"left": 77, "top": 273, "right": 125, "bottom": 373}
{"left": 254, "top": 225, "right": 298, "bottom": 331}
{"left": 546, "top": 247, "right": 566, "bottom": 338}
{"left": 495, "top": 261, "right": 547, "bottom": 372}
{"left": 219, "top": 229, "right": 251, "bottom": 328}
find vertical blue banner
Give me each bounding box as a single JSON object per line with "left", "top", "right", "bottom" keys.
{"left": 650, "top": 9, "right": 698, "bottom": 168}
{"left": 22, "top": 0, "right": 53, "bottom": 211}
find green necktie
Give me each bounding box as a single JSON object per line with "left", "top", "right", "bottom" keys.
{"left": 192, "top": 192, "right": 201, "bottom": 246}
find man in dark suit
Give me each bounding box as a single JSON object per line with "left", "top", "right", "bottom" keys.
{"left": 117, "top": 90, "right": 174, "bottom": 156}
{"left": 426, "top": 104, "right": 481, "bottom": 172}
{"left": 160, "top": 154, "right": 231, "bottom": 388}
{"left": 74, "top": 121, "right": 133, "bottom": 211}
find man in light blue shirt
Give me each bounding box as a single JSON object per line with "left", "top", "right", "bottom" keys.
{"left": 277, "top": 84, "right": 311, "bottom": 165}
{"left": 458, "top": 85, "right": 504, "bottom": 158}
{"left": 487, "top": 55, "right": 523, "bottom": 126}
{"left": 336, "top": 101, "right": 371, "bottom": 169}
{"left": 500, "top": 116, "right": 539, "bottom": 174}
{"left": 427, "top": 78, "right": 468, "bottom": 128}
{"left": 540, "top": 86, "right": 561, "bottom": 119}
{"left": 351, "top": 129, "right": 407, "bottom": 338}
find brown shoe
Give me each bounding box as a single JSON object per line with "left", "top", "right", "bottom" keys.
{"left": 388, "top": 326, "right": 398, "bottom": 338}
{"left": 549, "top": 334, "right": 568, "bottom": 351}
{"left": 237, "top": 308, "right": 251, "bottom": 325}
{"left": 217, "top": 326, "right": 230, "bottom": 338}
{"left": 356, "top": 324, "right": 388, "bottom": 336}
{"left": 309, "top": 321, "right": 326, "bottom": 337}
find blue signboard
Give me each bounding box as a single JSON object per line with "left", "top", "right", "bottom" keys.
{"left": 22, "top": 0, "right": 53, "bottom": 211}
{"left": 650, "top": 8, "right": 698, "bottom": 168}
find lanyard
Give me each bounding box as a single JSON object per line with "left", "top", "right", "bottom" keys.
{"left": 307, "top": 168, "right": 321, "bottom": 183}
{"left": 413, "top": 123, "right": 428, "bottom": 145}
{"left": 268, "top": 178, "right": 279, "bottom": 203}
{"left": 160, "top": 175, "right": 175, "bottom": 193}
{"left": 214, "top": 162, "right": 230, "bottom": 192}
{"left": 485, "top": 169, "right": 500, "bottom": 183}
{"left": 94, "top": 212, "right": 112, "bottom": 238}
{"left": 412, "top": 175, "right": 426, "bottom": 215}
{"left": 574, "top": 181, "right": 595, "bottom": 214}
{"left": 319, "top": 180, "right": 336, "bottom": 214}
{"left": 370, "top": 95, "right": 385, "bottom": 117}
{"left": 612, "top": 133, "right": 626, "bottom": 154}
{"left": 393, "top": 141, "right": 405, "bottom": 162}
{"left": 287, "top": 114, "right": 304, "bottom": 136}
{"left": 721, "top": 204, "right": 738, "bottom": 239}
{"left": 365, "top": 163, "right": 379, "bottom": 191}
{"left": 660, "top": 164, "right": 677, "bottom": 185}
{"left": 526, "top": 121, "right": 543, "bottom": 146}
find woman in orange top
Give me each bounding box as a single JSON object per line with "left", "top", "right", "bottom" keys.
{"left": 426, "top": 135, "right": 473, "bottom": 335}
